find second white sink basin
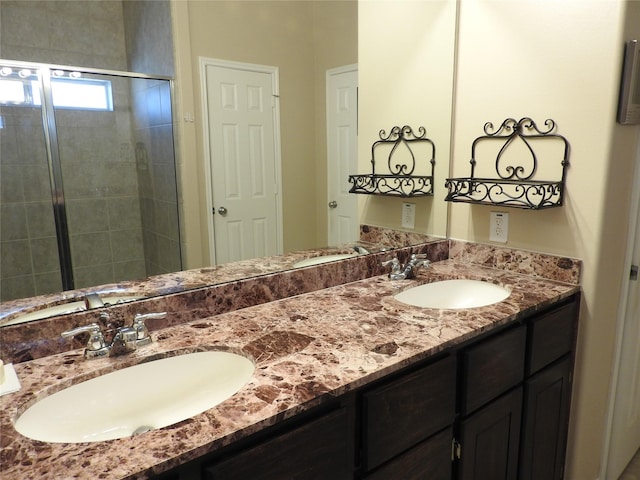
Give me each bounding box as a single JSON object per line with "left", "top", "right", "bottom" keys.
{"left": 293, "top": 253, "right": 357, "bottom": 268}
{"left": 14, "top": 351, "right": 254, "bottom": 443}
{"left": 3, "top": 295, "right": 142, "bottom": 326}
{"left": 394, "top": 279, "right": 510, "bottom": 309}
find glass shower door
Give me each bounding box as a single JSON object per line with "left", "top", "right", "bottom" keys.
{"left": 0, "top": 65, "right": 62, "bottom": 301}
{"left": 51, "top": 69, "right": 181, "bottom": 289}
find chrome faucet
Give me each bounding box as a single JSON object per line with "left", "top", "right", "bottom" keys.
{"left": 382, "top": 253, "right": 431, "bottom": 280}
{"left": 84, "top": 292, "right": 105, "bottom": 309}
{"left": 61, "top": 312, "right": 166, "bottom": 359}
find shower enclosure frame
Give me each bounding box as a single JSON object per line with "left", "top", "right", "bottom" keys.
{"left": 0, "top": 59, "right": 179, "bottom": 293}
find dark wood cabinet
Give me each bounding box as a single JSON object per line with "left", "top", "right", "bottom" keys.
{"left": 362, "top": 355, "right": 456, "bottom": 471}
{"left": 519, "top": 356, "right": 573, "bottom": 480}
{"left": 364, "top": 428, "right": 453, "bottom": 480}
{"left": 461, "top": 324, "right": 526, "bottom": 415}
{"left": 203, "top": 406, "right": 351, "bottom": 480}
{"left": 527, "top": 301, "right": 576, "bottom": 375}
{"left": 458, "top": 387, "right": 523, "bottom": 480}
{"left": 456, "top": 297, "right": 578, "bottom": 480}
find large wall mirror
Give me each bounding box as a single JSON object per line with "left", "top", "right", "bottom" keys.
{"left": 0, "top": 0, "right": 457, "bottom": 325}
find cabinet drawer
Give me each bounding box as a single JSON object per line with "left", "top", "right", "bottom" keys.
{"left": 364, "top": 428, "right": 452, "bottom": 480}
{"left": 363, "top": 355, "right": 456, "bottom": 471}
{"left": 462, "top": 325, "right": 526, "bottom": 415}
{"left": 203, "top": 407, "right": 351, "bottom": 479}
{"left": 528, "top": 300, "right": 577, "bottom": 375}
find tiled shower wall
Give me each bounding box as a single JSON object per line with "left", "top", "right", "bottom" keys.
{"left": 131, "top": 78, "right": 181, "bottom": 276}
{"left": 124, "top": 0, "right": 181, "bottom": 276}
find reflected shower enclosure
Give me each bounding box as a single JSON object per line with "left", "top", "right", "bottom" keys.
{"left": 0, "top": 61, "right": 182, "bottom": 302}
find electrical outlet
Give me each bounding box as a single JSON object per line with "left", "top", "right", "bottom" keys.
{"left": 490, "top": 211, "right": 509, "bottom": 243}
{"left": 402, "top": 203, "right": 416, "bottom": 229}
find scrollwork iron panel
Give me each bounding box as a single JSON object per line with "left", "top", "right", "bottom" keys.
{"left": 445, "top": 117, "right": 570, "bottom": 209}
{"left": 349, "top": 125, "right": 435, "bottom": 197}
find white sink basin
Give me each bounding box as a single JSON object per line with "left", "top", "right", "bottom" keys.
{"left": 393, "top": 279, "right": 510, "bottom": 309}
{"left": 14, "top": 351, "right": 254, "bottom": 443}
{"left": 293, "top": 253, "right": 357, "bottom": 268}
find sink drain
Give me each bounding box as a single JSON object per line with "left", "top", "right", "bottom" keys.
{"left": 132, "top": 425, "right": 154, "bottom": 436}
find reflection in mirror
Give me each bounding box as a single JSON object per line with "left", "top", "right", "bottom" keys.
{"left": 0, "top": 62, "right": 181, "bottom": 304}
{"left": 0, "top": 0, "right": 456, "bottom": 327}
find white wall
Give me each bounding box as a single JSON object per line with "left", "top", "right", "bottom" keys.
{"left": 450, "top": 1, "right": 640, "bottom": 478}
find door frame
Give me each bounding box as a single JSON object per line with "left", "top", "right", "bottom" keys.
{"left": 601, "top": 136, "right": 640, "bottom": 478}
{"left": 199, "top": 57, "right": 283, "bottom": 265}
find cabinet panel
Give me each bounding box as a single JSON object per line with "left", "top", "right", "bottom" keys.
{"left": 462, "top": 325, "right": 526, "bottom": 414}
{"left": 203, "top": 407, "right": 351, "bottom": 480}
{"left": 459, "top": 387, "right": 523, "bottom": 480}
{"left": 528, "top": 301, "right": 577, "bottom": 375}
{"left": 364, "top": 428, "right": 452, "bottom": 480}
{"left": 363, "top": 355, "right": 456, "bottom": 471}
{"left": 520, "top": 357, "right": 572, "bottom": 480}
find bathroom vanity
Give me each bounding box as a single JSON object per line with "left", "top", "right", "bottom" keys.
{"left": 166, "top": 291, "right": 578, "bottom": 480}
{"left": 0, "top": 243, "right": 581, "bottom": 480}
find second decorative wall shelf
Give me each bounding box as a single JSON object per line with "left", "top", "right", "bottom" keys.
{"left": 445, "top": 117, "right": 570, "bottom": 209}
{"left": 349, "top": 125, "right": 435, "bottom": 197}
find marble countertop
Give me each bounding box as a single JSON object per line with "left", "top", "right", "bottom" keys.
{"left": 0, "top": 259, "right": 580, "bottom": 480}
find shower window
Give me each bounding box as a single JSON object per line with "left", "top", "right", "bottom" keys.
{"left": 0, "top": 73, "right": 113, "bottom": 111}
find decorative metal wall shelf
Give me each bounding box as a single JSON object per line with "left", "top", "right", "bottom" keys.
{"left": 349, "top": 125, "right": 435, "bottom": 197}
{"left": 445, "top": 117, "right": 570, "bottom": 209}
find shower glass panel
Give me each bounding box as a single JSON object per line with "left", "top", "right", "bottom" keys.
{"left": 0, "top": 61, "right": 182, "bottom": 302}
{"left": 0, "top": 67, "right": 63, "bottom": 300}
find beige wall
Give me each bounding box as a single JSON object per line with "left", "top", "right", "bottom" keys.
{"left": 171, "top": 0, "right": 357, "bottom": 267}
{"left": 358, "top": 0, "right": 456, "bottom": 238}
{"left": 449, "top": 1, "right": 640, "bottom": 478}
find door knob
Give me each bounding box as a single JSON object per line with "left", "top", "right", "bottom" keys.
{"left": 328, "top": 201, "right": 338, "bottom": 209}
{"left": 217, "top": 206, "right": 228, "bottom": 216}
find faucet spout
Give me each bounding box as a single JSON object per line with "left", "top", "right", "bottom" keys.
{"left": 109, "top": 327, "right": 138, "bottom": 356}
{"left": 84, "top": 293, "right": 104, "bottom": 310}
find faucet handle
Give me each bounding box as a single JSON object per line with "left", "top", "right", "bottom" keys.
{"left": 382, "top": 257, "right": 403, "bottom": 278}
{"left": 132, "top": 312, "right": 166, "bottom": 347}
{"left": 381, "top": 257, "right": 401, "bottom": 268}
{"left": 61, "top": 323, "right": 109, "bottom": 359}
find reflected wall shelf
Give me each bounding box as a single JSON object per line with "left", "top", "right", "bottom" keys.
{"left": 349, "top": 125, "right": 435, "bottom": 197}
{"left": 445, "top": 117, "right": 570, "bottom": 209}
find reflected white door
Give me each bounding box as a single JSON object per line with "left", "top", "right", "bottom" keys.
{"left": 606, "top": 149, "right": 640, "bottom": 479}
{"left": 202, "top": 60, "right": 282, "bottom": 265}
{"left": 326, "top": 65, "right": 358, "bottom": 246}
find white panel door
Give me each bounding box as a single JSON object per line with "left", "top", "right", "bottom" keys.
{"left": 326, "top": 65, "right": 358, "bottom": 246}
{"left": 606, "top": 149, "right": 640, "bottom": 479}
{"left": 204, "top": 62, "right": 281, "bottom": 264}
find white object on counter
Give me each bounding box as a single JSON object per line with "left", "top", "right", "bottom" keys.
{"left": 0, "top": 360, "right": 21, "bottom": 396}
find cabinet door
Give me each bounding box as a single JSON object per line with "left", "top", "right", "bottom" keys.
{"left": 462, "top": 325, "right": 526, "bottom": 415}
{"left": 458, "top": 387, "right": 523, "bottom": 480}
{"left": 363, "top": 355, "right": 456, "bottom": 471}
{"left": 520, "top": 357, "right": 572, "bottom": 480}
{"left": 203, "top": 407, "right": 351, "bottom": 480}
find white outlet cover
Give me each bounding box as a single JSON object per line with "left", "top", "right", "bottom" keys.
{"left": 490, "top": 211, "right": 509, "bottom": 243}
{"left": 402, "top": 203, "right": 416, "bottom": 229}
